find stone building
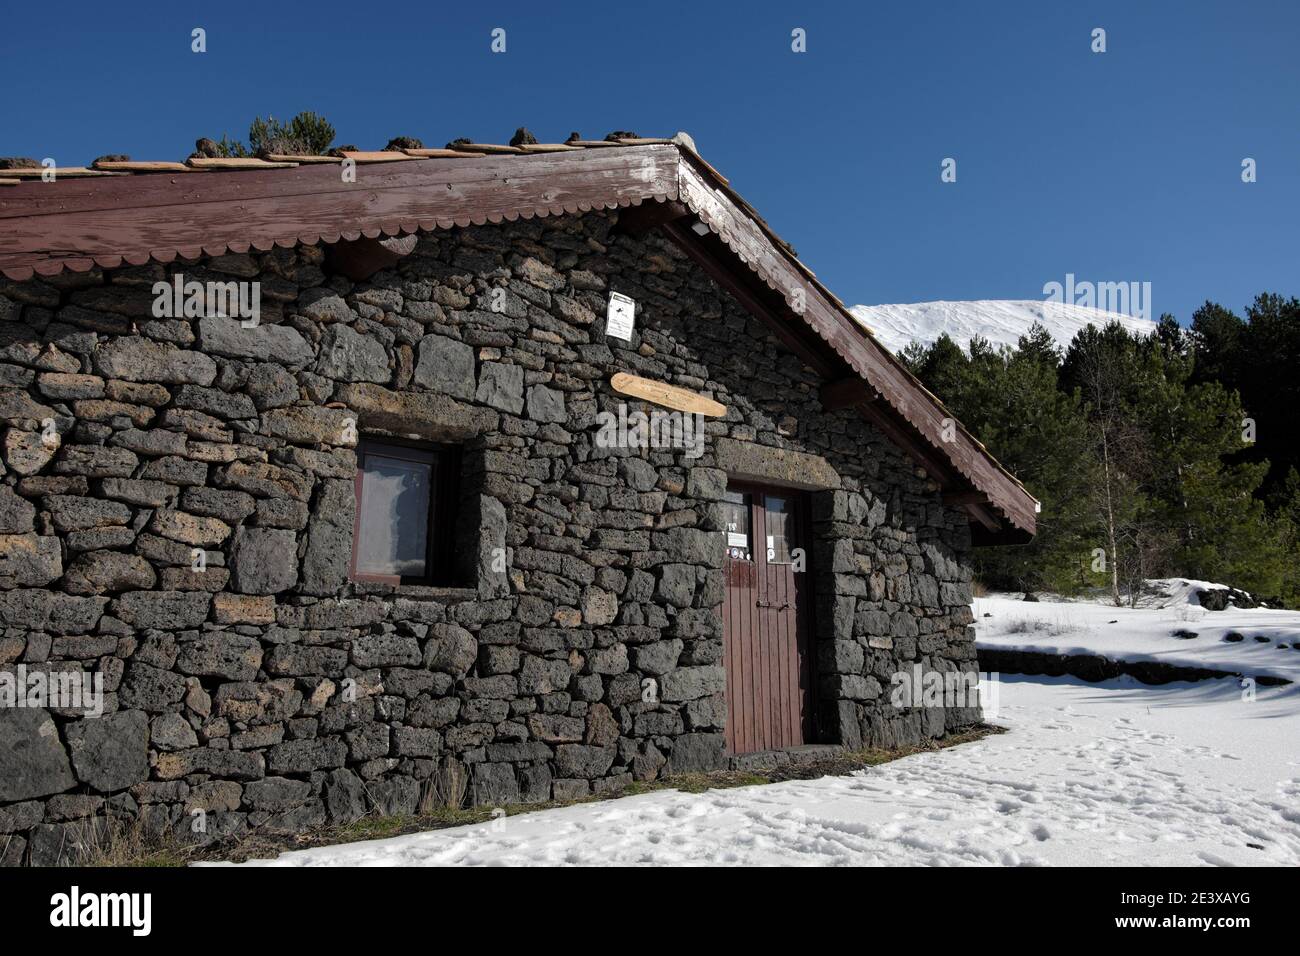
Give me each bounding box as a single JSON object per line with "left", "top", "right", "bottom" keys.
{"left": 0, "top": 132, "right": 1036, "bottom": 864}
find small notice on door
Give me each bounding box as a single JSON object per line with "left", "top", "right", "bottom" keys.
{"left": 606, "top": 292, "right": 636, "bottom": 341}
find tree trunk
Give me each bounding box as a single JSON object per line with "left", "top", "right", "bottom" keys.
{"left": 1101, "top": 428, "right": 1122, "bottom": 607}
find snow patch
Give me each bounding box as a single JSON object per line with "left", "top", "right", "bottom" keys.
{"left": 850, "top": 300, "right": 1158, "bottom": 355}
{"left": 975, "top": 590, "right": 1300, "bottom": 684}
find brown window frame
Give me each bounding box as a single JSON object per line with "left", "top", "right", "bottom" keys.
{"left": 349, "top": 438, "right": 460, "bottom": 587}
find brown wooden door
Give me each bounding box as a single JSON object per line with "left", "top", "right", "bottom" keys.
{"left": 721, "top": 485, "right": 813, "bottom": 754}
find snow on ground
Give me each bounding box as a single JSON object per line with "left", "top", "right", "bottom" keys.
{"left": 216, "top": 581, "right": 1300, "bottom": 868}
{"left": 975, "top": 581, "right": 1300, "bottom": 685}
{"left": 850, "top": 300, "right": 1157, "bottom": 355}
{"left": 222, "top": 680, "right": 1300, "bottom": 868}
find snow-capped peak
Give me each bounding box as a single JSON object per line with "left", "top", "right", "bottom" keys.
{"left": 850, "top": 300, "right": 1158, "bottom": 355}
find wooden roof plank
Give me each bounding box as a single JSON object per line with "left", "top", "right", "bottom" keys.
{"left": 264, "top": 154, "right": 344, "bottom": 164}
{"left": 400, "top": 148, "right": 476, "bottom": 158}
{"left": 92, "top": 161, "right": 195, "bottom": 173}
{"left": 0, "top": 148, "right": 681, "bottom": 270}
{"left": 0, "top": 167, "right": 126, "bottom": 178}
{"left": 338, "top": 151, "right": 415, "bottom": 163}
{"left": 186, "top": 157, "right": 299, "bottom": 170}
{"left": 448, "top": 143, "right": 522, "bottom": 154}
{"left": 0, "top": 146, "right": 679, "bottom": 225}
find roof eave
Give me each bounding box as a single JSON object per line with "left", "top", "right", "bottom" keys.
{"left": 0, "top": 141, "right": 1037, "bottom": 542}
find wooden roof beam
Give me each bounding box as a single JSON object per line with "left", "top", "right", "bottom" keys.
{"left": 820, "top": 377, "right": 877, "bottom": 411}
{"left": 965, "top": 502, "right": 1002, "bottom": 534}
{"left": 617, "top": 199, "right": 691, "bottom": 237}
{"left": 324, "top": 233, "right": 418, "bottom": 281}
{"left": 941, "top": 490, "right": 989, "bottom": 507}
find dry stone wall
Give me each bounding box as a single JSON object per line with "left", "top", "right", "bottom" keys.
{"left": 0, "top": 209, "right": 978, "bottom": 865}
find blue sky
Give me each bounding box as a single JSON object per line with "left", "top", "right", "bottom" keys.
{"left": 3, "top": 0, "right": 1296, "bottom": 323}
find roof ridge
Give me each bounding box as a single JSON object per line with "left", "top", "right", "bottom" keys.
{"left": 4, "top": 131, "right": 696, "bottom": 177}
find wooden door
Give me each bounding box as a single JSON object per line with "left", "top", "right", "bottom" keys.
{"left": 721, "top": 485, "right": 813, "bottom": 753}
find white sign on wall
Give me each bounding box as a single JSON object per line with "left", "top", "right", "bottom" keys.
{"left": 606, "top": 291, "right": 636, "bottom": 341}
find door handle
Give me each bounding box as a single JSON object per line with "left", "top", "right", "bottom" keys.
{"left": 755, "top": 601, "right": 791, "bottom": 611}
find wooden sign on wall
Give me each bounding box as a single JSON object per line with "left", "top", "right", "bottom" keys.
{"left": 610, "top": 372, "right": 727, "bottom": 417}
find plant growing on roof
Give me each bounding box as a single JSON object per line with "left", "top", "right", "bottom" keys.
{"left": 207, "top": 111, "right": 337, "bottom": 158}
{"left": 208, "top": 135, "right": 250, "bottom": 159}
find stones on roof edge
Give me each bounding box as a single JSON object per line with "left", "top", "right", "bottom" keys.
{"left": 191, "top": 138, "right": 222, "bottom": 159}
{"left": 6, "top": 131, "right": 679, "bottom": 173}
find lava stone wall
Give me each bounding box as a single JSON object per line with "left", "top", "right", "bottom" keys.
{"left": 0, "top": 209, "right": 978, "bottom": 865}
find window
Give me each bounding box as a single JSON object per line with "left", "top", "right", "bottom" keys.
{"left": 720, "top": 489, "right": 753, "bottom": 562}
{"left": 764, "top": 494, "right": 796, "bottom": 564}
{"left": 350, "top": 439, "right": 459, "bottom": 586}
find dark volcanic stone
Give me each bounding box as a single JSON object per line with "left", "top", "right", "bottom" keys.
{"left": 0, "top": 708, "right": 76, "bottom": 802}
{"left": 65, "top": 710, "right": 149, "bottom": 792}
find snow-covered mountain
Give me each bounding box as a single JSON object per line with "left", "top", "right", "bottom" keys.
{"left": 849, "top": 300, "right": 1158, "bottom": 355}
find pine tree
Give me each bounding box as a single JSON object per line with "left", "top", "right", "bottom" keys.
{"left": 899, "top": 306, "right": 1297, "bottom": 607}
{"left": 1061, "top": 323, "right": 1157, "bottom": 605}
{"left": 904, "top": 329, "right": 1096, "bottom": 594}
{"left": 1190, "top": 295, "right": 1300, "bottom": 498}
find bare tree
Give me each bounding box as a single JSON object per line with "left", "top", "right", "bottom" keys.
{"left": 1071, "top": 337, "right": 1151, "bottom": 606}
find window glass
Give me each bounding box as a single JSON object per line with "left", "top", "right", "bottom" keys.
{"left": 720, "top": 489, "right": 752, "bottom": 561}
{"left": 765, "top": 495, "right": 795, "bottom": 564}
{"left": 356, "top": 451, "right": 435, "bottom": 578}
